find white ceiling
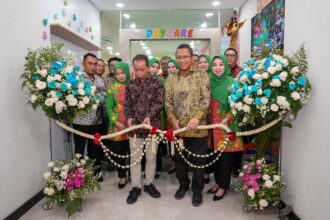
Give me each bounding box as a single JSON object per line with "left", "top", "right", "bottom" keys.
{"left": 91, "top": 0, "right": 247, "bottom": 10}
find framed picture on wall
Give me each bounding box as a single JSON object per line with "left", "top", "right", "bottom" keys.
{"left": 251, "top": 0, "right": 285, "bottom": 53}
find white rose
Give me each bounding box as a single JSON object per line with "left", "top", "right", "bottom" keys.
{"left": 270, "top": 79, "right": 281, "bottom": 87}
{"left": 282, "top": 58, "right": 289, "bottom": 67}
{"left": 78, "top": 89, "right": 85, "bottom": 96}
{"left": 270, "top": 104, "right": 279, "bottom": 112}
{"left": 61, "top": 164, "right": 69, "bottom": 171}
{"left": 53, "top": 167, "right": 60, "bottom": 172}
{"left": 78, "top": 83, "right": 84, "bottom": 89}
{"left": 261, "top": 97, "right": 268, "bottom": 105}
{"left": 66, "top": 83, "right": 72, "bottom": 89}
{"left": 275, "top": 64, "right": 282, "bottom": 71}
{"left": 262, "top": 174, "right": 270, "bottom": 180}
{"left": 75, "top": 162, "right": 81, "bottom": 167}
{"left": 259, "top": 199, "right": 268, "bottom": 208}
{"left": 247, "top": 188, "right": 255, "bottom": 199}
{"left": 240, "top": 75, "right": 248, "bottom": 83}
{"left": 47, "top": 75, "right": 54, "bottom": 82}
{"left": 230, "top": 101, "right": 236, "bottom": 109}
{"left": 273, "top": 54, "right": 281, "bottom": 61}
{"left": 92, "top": 104, "right": 98, "bottom": 110}
{"left": 291, "top": 66, "right": 299, "bottom": 74}
{"left": 279, "top": 71, "right": 288, "bottom": 81}
{"left": 47, "top": 162, "right": 54, "bottom": 168}
{"left": 75, "top": 153, "right": 82, "bottom": 158}
{"left": 267, "top": 67, "right": 276, "bottom": 75}
{"left": 270, "top": 61, "right": 276, "bottom": 66}
{"left": 43, "top": 172, "right": 51, "bottom": 180}
{"left": 243, "top": 104, "right": 251, "bottom": 113}
{"left": 47, "top": 187, "right": 55, "bottom": 196}
{"left": 252, "top": 73, "right": 262, "bottom": 80}
{"left": 243, "top": 96, "right": 253, "bottom": 105}
{"left": 91, "top": 86, "right": 97, "bottom": 94}
{"left": 54, "top": 74, "right": 62, "bottom": 81}
{"left": 80, "top": 159, "right": 86, "bottom": 165}
{"left": 35, "top": 80, "right": 47, "bottom": 90}
{"left": 256, "top": 159, "right": 264, "bottom": 165}
{"left": 65, "top": 66, "right": 74, "bottom": 73}
{"left": 261, "top": 72, "right": 269, "bottom": 79}
{"left": 232, "top": 110, "right": 237, "bottom": 116}
{"left": 257, "top": 89, "right": 263, "bottom": 95}
{"left": 82, "top": 96, "right": 90, "bottom": 104}
{"left": 45, "top": 98, "right": 54, "bottom": 107}
{"left": 265, "top": 180, "right": 273, "bottom": 188}
{"left": 30, "top": 95, "right": 38, "bottom": 103}
{"left": 257, "top": 64, "right": 264, "bottom": 70}
{"left": 243, "top": 164, "right": 248, "bottom": 170}
{"left": 236, "top": 102, "right": 243, "bottom": 111}
{"left": 273, "top": 175, "right": 281, "bottom": 181}
{"left": 55, "top": 101, "right": 66, "bottom": 114}
{"left": 84, "top": 155, "right": 89, "bottom": 160}
{"left": 68, "top": 97, "right": 78, "bottom": 106}
{"left": 78, "top": 101, "right": 86, "bottom": 109}
{"left": 39, "top": 69, "right": 48, "bottom": 77}
{"left": 291, "top": 91, "right": 301, "bottom": 101}
{"left": 60, "top": 171, "right": 68, "bottom": 179}
{"left": 239, "top": 172, "right": 244, "bottom": 177}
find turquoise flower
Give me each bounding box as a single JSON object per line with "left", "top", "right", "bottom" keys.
{"left": 289, "top": 82, "right": 296, "bottom": 90}
{"left": 74, "top": 65, "right": 80, "bottom": 71}
{"left": 84, "top": 88, "right": 91, "bottom": 95}
{"left": 244, "top": 89, "right": 251, "bottom": 96}
{"left": 56, "top": 91, "right": 62, "bottom": 98}
{"left": 49, "top": 69, "right": 57, "bottom": 76}
{"left": 84, "top": 81, "right": 91, "bottom": 88}
{"left": 297, "top": 77, "right": 306, "bottom": 86}
{"left": 230, "top": 94, "right": 238, "bottom": 102}
{"left": 60, "top": 83, "right": 69, "bottom": 92}
{"left": 255, "top": 79, "right": 263, "bottom": 86}
{"left": 255, "top": 97, "right": 261, "bottom": 105}
{"left": 47, "top": 81, "right": 57, "bottom": 89}
{"left": 72, "top": 89, "right": 78, "bottom": 96}
{"left": 32, "top": 74, "right": 40, "bottom": 81}
{"left": 251, "top": 85, "right": 259, "bottom": 92}
{"left": 236, "top": 91, "right": 243, "bottom": 98}
{"left": 249, "top": 69, "right": 257, "bottom": 77}
{"left": 263, "top": 89, "right": 272, "bottom": 98}
{"left": 273, "top": 75, "right": 281, "bottom": 80}
{"left": 248, "top": 59, "right": 255, "bottom": 66}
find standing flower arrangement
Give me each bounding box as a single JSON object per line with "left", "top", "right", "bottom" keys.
{"left": 43, "top": 154, "right": 101, "bottom": 216}
{"left": 228, "top": 44, "right": 311, "bottom": 158}
{"left": 235, "top": 158, "right": 286, "bottom": 211}
{"left": 21, "top": 44, "right": 103, "bottom": 122}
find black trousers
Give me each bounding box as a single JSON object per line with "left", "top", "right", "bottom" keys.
{"left": 214, "top": 152, "right": 236, "bottom": 190}
{"left": 232, "top": 151, "right": 243, "bottom": 176}
{"left": 175, "top": 137, "right": 207, "bottom": 193}
{"left": 110, "top": 140, "right": 130, "bottom": 178}
{"left": 72, "top": 123, "right": 103, "bottom": 173}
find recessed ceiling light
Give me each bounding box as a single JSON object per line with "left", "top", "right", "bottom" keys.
{"left": 143, "top": 46, "right": 148, "bottom": 49}
{"left": 123, "top": 13, "right": 130, "bottom": 19}
{"left": 106, "top": 46, "right": 112, "bottom": 50}
{"left": 116, "top": 3, "right": 124, "bottom": 8}
{"left": 212, "top": 1, "right": 220, "bottom": 6}
{"left": 115, "top": 52, "right": 120, "bottom": 56}
{"left": 201, "top": 22, "right": 207, "bottom": 28}
{"left": 129, "top": 23, "right": 136, "bottom": 29}
{"left": 205, "top": 13, "right": 214, "bottom": 17}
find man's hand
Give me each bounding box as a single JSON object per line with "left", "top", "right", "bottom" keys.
{"left": 171, "top": 119, "right": 180, "bottom": 130}
{"left": 142, "top": 117, "right": 151, "bottom": 125}
{"left": 187, "top": 118, "right": 200, "bottom": 130}
{"left": 127, "top": 118, "right": 134, "bottom": 127}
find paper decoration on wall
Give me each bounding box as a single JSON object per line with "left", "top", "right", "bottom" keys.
{"left": 62, "top": 8, "right": 66, "bottom": 17}
{"left": 89, "top": 27, "right": 92, "bottom": 32}
{"left": 42, "top": 31, "right": 48, "bottom": 40}
{"left": 80, "top": 21, "right": 84, "bottom": 28}
{"left": 67, "top": 20, "right": 71, "bottom": 27}
{"left": 85, "top": 27, "right": 88, "bottom": 33}
{"left": 77, "top": 27, "right": 81, "bottom": 33}
{"left": 53, "top": 13, "right": 58, "bottom": 21}
{"left": 64, "top": 0, "right": 68, "bottom": 6}
{"left": 73, "top": 14, "right": 77, "bottom": 21}
{"left": 42, "top": 18, "right": 48, "bottom": 26}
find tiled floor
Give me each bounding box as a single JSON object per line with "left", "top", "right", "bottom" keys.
{"left": 22, "top": 171, "right": 278, "bottom": 220}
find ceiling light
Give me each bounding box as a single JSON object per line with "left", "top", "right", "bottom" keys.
{"left": 123, "top": 13, "right": 130, "bottom": 19}
{"left": 212, "top": 1, "right": 220, "bottom": 6}
{"left": 191, "top": 45, "right": 195, "bottom": 49}
{"left": 106, "top": 46, "right": 112, "bottom": 50}
{"left": 143, "top": 46, "right": 148, "bottom": 49}
{"left": 129, "top": 23, "right": 136, "bottom": 29}
{"left": 140, "top": 42, "right": 146, "bottom": 46}
{"left": 116, "top": 3, "right": 124, "bottom": 8}
{"left": 201, "top": 22, "right": 207, "bottom": 28}
{"left": 205, "top": 13, "right": 214, "bottom": 18}
{"left": 115, "top": 52, "right": 120, "bottom": 56}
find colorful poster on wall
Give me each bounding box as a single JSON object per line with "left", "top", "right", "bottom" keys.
{"left": 251, "top": 0, "right": 285, "bottom": 53}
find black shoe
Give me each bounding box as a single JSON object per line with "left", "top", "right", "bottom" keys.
{"left": 126, "top": 187, "right": 141, "bottom": 204}
{"left": 97, "top": 176, "right": 103, "bottom": 182}
{"left": 118, "top": 179, "right": 127, "bottom": 189}
{"left": 213, "top": 189, "right": 226, "bottom": 201}
{"left": 175, "top": 185, "right": 189, "bottom": 200}
{"left": 144, "top": 184, "right": 161, "bottom": 198}
{"left": 206, "top": 187, "right": 219, "bottom": 194}
{"left": 192, "top": 191, "right": 203, "bottom": 207}
{"left": 203, "top": 177, "right": 210, "bottom": 184}
{"left": 167, "top": 168, "right": 176, "bottom": 174}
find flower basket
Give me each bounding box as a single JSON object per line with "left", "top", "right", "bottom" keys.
{"left": 229, "top": 44, "right": 311, "bottom": 159}
{"left": 21, "top": 44, "right": 103, "bottom": 122}
{"left": 236, "top": 158, "right": 286, "bottom": 212}
{"left": 42, "top": 154, "right": 101, "bottom": 216}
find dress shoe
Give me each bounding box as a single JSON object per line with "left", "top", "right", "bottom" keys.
{"left": 175, "top": 185, "right": 189, "bottom": 200}
{"left": 144, "top": 184, "right": 161, "bottom": 198}
{"left": 213, "top": 190, "right": 226, "bottom": 201}
{"left": 126, "top": 187, "right": 141, "bottom": 204}
{"left": 97, "top": 176, "right": 104, "bottom": 182}
{"left": 118, "top": 180, "right": 127, "bottom": 189}
{"left": 155, "top": 172, "right": 160, "bottom": 179}
{"left": 206, "top": 187, "right": 219, "bottom": 194}
{"left": 192, "top": 191, "right": 203, "bottom": 207}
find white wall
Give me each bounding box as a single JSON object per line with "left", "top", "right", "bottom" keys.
{"left": 0, "top": 0, "right": 100, "bottom": 218}
{"left": 239, "top": 0, "right": 330, "bottom": 219}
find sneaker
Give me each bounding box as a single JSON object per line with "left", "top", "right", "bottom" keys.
{"left": 126, "top": 187, "right": 141, "bottom": 204}
{"left": 144, "top": 184, "right": 161, "bottom": 198}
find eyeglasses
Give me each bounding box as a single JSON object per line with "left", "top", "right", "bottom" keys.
{"left": 176, "top": 55, "right": 191, "bottom": 60}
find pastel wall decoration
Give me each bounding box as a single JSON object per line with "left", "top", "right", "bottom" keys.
{"left": 62, "top": 8, "right": 66, "bottom": 17}
{"left": 42, "top": 18, "right": 48, "bottom": 26}
{"left": 42, "top": 31, "right": 48, "bottom": 40}
{"left": 73, "top": 14, "right": 77, "bottom": 21}
{"left": 53, "top": 13, "right": 58, "bottom": 21}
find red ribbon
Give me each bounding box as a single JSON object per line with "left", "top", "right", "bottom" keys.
{"left": 228, "top": 131, "right": 236, "bottom": 141}
{"left": 93, "top": 133, "right": 101, "bottom": 145}
{"left": 150, "top": 127, "right": 158, "bottom": 135}
{"left": 165, "top": 129, "right": 175, "bottom": 142}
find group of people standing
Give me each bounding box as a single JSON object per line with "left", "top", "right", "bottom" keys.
{"left": 72, "top": 43, "right": 244, "bottom": 207}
